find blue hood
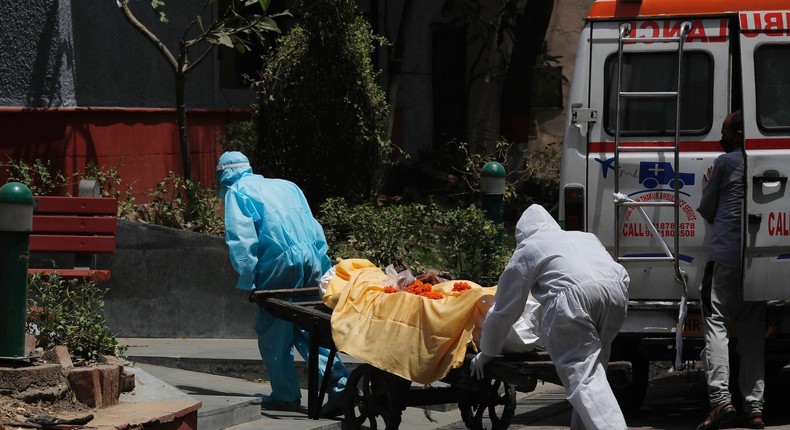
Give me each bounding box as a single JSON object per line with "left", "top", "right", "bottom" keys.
{"left": 217, "top": 151, "right": 254, "bottom": 199}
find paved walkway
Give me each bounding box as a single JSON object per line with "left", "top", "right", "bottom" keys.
{"left": 119, "top": 337, "right": 569, "bottom": 430}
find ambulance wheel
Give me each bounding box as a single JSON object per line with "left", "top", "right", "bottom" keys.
{"left": 458, "top": 379, "right": 516, "bottom": 430}
{"left": 343, "top": 364, "right": 405, "bottom": 430}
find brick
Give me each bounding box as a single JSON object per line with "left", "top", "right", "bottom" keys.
{"left": 24, "top": 334, "right": 37, "bottom": 357}
{"left": 120, "top": 371, "right": 136, "bottom": 393}
{"left": 98, "top": 355, "right": 125, "bottom": 367}
{"left": 97, "top": 365, "right": 121, "bottom": 406}
{"left": 42, "top": 346, "right": 73, "bottom": 369}
{"left": 67, "top": 368, "right": 101, "bottom": 408}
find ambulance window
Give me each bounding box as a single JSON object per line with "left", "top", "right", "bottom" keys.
{"left": 755, "top": 45, "right": 790, "bottom": 131}
{"left": 604, "top": 52, "right": 712, "bottom": 136}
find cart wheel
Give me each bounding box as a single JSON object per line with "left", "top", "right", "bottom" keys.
{"left": 458, "top": 379, "right": 516, "bottom": 430}
{"left": 343, "top": 364, "right": 404, "bottom": 430}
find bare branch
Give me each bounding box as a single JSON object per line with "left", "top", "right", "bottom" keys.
{"left": 119, "top": 3, "right": 178, "bottom": 70}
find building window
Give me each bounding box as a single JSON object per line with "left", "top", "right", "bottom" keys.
{"left": 531, "top": 65, "right": 563, "bottom": 109}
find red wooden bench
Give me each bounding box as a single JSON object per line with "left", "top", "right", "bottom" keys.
{"left": 28, "top": 196, "right": 118, "bottom": 282}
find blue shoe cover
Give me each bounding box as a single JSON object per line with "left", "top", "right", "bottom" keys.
{"left": 254, "top": 393, "right": 301, "bottom": 412}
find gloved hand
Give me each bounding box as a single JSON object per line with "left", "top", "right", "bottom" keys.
{"left": 239, "top": 289, "right": 254, "bottom": 303}
{"left": 470, "top": 352, "right": 493, "bottom": 380}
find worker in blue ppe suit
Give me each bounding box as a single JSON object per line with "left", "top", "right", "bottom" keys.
{"left": 216, "top": 151, "right": 349, "bottom": 415}
{"left": 470, "top": 204, "right": 630, "bottom": 430}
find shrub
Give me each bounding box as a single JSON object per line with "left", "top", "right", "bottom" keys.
{"left": 143, "top": 172, "right": 224, "bottom": 236}
{"left": 27, "top": 273, "right": 126, "bottom": 361}
{"left": 454, "top": 139, "right": 560, "bottom": 222}
{"left": 251, "top": 0, "right": 391, "bottom": 206}
{"left": 434, "top": 207, "right": 510, "bottom": 286}
{"left": 319, "top": 198, "right": 510, "bottom": 285}
{"left": 80, "top": 162, "right": 137, "bottom": 219}
{"left": 3, "top": 158, "right": 70, "bottom": 196}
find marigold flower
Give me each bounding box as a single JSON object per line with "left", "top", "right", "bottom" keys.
{"left": 452, "top": 281, "right": 471, "bottom": 292}
{"left": 383, "top": 286, "right": 398, "bottom": 294}
{"left": 401, "top": 279, "right": 444, "bottom": 299}
{"left": 421, "top": 291, "right": 444, "bottom": 300}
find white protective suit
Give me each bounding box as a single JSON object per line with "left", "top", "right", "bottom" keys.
{"left": 479, "top": 205, "right": 630, "bottom": 430}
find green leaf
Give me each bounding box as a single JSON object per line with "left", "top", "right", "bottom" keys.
{"left": 259, "top": 0, "right": 270, "bottom": 12}
{"left": 255, "top": 17, "right": 279, "bottom": 33}
{"left": 217, "top": 34, "right": 234, "bottom": 48}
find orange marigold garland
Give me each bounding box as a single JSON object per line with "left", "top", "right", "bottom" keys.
{"left": 406, "top": 279, "right": 433, "bottom": 295}
{"left": 452, "top": 281, "right": 471, "bottom": 292}
{"left": 382, "top": 277, "right": 471, "bottom": 300}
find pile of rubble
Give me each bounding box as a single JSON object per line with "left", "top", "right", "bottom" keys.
{"left": 0, "top": 346, "right": 134, "bottom": 427}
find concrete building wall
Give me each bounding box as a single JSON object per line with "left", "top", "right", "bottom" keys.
{"left": 533, "top": 0, "right": 595, "bottom": 149}
{"left": 378, "top": 1, "right": 444, "bottom": 155}
{"left": 0, "top": 0, "right": 76, "bottom": 107}
{"left": 0, "top": 0, "right": 252, "bottom": 110}
{"left": 71, "top": 1, "right": 221, "bottom": 109}
{"left": 376, "top": 0, "right": 595, "bottom": 155}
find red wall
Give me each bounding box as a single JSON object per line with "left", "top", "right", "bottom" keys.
{"left": 0, "top": 108, "right": 250, "bottom": 200}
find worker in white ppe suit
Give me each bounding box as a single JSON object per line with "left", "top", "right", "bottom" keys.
{"left": 470, "top": 204, "right": 630, "bottom": 430}
{"left": 217, "top": 151, "right": 349, "bottom": 416}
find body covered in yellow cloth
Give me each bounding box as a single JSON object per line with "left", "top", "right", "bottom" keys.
{"left": 323, "top": 259, "right": 496, "bottom": 384}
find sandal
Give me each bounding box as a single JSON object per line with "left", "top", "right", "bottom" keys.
{"left": 697, "top": 401, "right": 736, "bottom": 430}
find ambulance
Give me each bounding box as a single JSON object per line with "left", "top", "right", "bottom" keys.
{"left": 557, "top": 0, "right": 790, "bottom": 410}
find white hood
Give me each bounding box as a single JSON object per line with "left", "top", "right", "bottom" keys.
{"left": 515, "top": 204, "right": 560, "bottom": 244}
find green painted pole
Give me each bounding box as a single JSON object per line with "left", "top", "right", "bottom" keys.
{"left": 0, "top": 182, "right": 34, "bottom": 359}
{"left": 480, "top": 161, "right": 506, "bottom": 247}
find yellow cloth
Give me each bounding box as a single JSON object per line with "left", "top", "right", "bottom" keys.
{"left": 323, "top": 259, "right": 496, "bottom": 384}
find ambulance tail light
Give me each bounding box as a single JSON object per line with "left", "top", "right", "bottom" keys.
{"left": 564, "top": 185, "right": 585, "bottom": 231}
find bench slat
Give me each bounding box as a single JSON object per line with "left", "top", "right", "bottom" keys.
{"left": 34, "top": 196, "right": 118, "bottom": 215}
{"left": 29, "top": 196, "right": 118, "bottom": 282}
{"left": 29, "top": 235, "right": 116, "bottom": 253}
{"left": 28, "top": 268, "right": 112, "bottom": 282}
{"left": 32, "top": 215, "right": 117, "bottom": 234}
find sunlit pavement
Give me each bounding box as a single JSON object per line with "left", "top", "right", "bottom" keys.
{"left": 440, "top": 366, "right": 790, "bottom": 429}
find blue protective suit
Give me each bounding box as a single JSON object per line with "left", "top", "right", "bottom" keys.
{"left": 217, "top": 151, "right": 349, "bottom": 404}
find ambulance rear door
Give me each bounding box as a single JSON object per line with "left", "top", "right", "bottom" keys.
{"left": 741, "top": 10, "right": 790, "bottom": 300}
{"left": 586, "top": 17, "right": 730, "bottom": 300}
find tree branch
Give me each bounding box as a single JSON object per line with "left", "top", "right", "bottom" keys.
{"left": 184, "top": 45, "right": 214, "bottom": 73}
{"left": 119, "top": 3, "right": 178, "bottom": 70}
{"left": 181, "top": 0, "right": 214, "bottom": 45}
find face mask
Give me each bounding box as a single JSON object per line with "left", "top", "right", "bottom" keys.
{"left": 719, "top": 137, "right": 734, "bottom": 153}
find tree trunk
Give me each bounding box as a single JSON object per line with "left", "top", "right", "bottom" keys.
{"left": 499, "top": 0, "right": 555, "bottom": 144}
{"left": 175, "top": 71, "right": 191, "bottom": 182}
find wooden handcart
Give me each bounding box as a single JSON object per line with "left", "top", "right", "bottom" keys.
{"left": 253, "top": 288, "right": 632, "bottom": 430}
